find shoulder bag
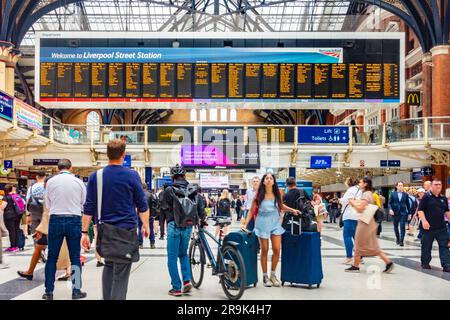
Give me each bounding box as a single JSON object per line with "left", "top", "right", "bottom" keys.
{"left": 95, "top": 169, "right": 140, "bottom": 264}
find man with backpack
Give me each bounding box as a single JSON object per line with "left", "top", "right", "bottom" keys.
{"left": 160, "top": 164, "right": 206, "bottom": 297}
{"left": 282, "top": 177, "right": 312, "bottom": 234}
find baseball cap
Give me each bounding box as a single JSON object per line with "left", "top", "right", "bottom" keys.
{"left": 417, "top": 188, "right": 425, "bottom": 193}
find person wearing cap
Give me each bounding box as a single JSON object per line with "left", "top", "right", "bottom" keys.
{"left": 160, "top": 164, "right": 206, "bottom": 297}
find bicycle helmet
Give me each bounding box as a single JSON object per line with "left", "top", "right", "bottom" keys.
{"left": 170, "top": 164, "right": 186, "bottom": 176}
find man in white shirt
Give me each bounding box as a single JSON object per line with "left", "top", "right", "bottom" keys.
{"left": 43, "top": 159, "right": 87, "bottom": 300}
{"left": 243, "top": 176, "right": 260, "bottom": 230}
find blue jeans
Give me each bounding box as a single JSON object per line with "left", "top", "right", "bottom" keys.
{"left": 138, "top": 216, "right": 155, "bottom": 245}
{"left": 166, "top": 221, "right": 193, "bottom": 290}
{"left": 343, "top": 220, "right": 357, "bottom": 258}
{"left": 393, "top": 215, "right": 408, "bottom": 243}
{"left": 45, "top": 215, "right": 82, "bottom": 294}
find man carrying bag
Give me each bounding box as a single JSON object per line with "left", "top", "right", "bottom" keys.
{"left": 81, "top": 139, "right": 150, "bottom": 300}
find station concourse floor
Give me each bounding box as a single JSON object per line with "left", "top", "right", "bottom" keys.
{"left": 0, "top": 222, "right": 449, "bottom": 300}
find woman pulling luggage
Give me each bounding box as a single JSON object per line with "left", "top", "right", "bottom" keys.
{"left": 242, "top": 172, "right": 300, "bottom": 287}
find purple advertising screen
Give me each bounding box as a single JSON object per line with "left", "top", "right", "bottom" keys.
{"left": 181, "top": 144, "right": 260, "bottom": 169}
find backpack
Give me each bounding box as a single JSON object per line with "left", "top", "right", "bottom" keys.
{"left": 171, "top": 184, "right": 199, "bottom": 227}
{"left": 218, "top": 199, "right": 230, "bottom": 215}
{"left": 11, "top": 194, "right": 26, "bottom": 216}
{"left": 149, "top": 193, "right": 160, "bottom": 217}
{"left": 27, "top": 184, "right": 44, "bottom": 215}
{"left": 282, "top": 190, "right": 317, "bottom": 233}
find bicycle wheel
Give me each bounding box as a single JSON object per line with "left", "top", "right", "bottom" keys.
{"left": 220, "top": 245, "right": 246, "bottom": 300}
{"left": 189, "top": 238, "right": 205, "bottom": 288}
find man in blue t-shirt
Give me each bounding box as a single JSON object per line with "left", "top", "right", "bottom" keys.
{"left": 81, "top": 139, "right": 149, "bottom": 300}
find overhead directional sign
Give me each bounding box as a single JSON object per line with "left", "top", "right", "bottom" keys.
{"left": 310, "top": 156, "right": 332, "bottom": 169}
{"left": 298, "top": 126, "right": 349, "bottom": 144}
{"left": 0, "top": 91, "right": 14, "bottom": 122}
{"left": 380, "top": 160, "right": 401, "bottom": 167}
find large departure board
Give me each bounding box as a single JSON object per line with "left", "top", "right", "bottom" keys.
{"left": 177, "top": 63, "right": 193, "bottom": 98}
{"left": 91, "top": 63, "right": 107, "bottom": 98}
{"left": 73, "top": 63, "right": 90, "bottom": 98}
{"left": 211, "top": 63, "right": 227, "bottom": 98}
{"left": 125, "top": 63, "right": 141, "bottom": 98}
{"left": 159, "top": 63, "right": 176, "bottom": 98}
{"left": 108, "top": 63, "right": 124, "bottom": 97}
{"left": 40, "top": 62, "right": 57, "bottom": 98}
{"left": 194, "top": 64, "right": 210, "bottom": 98}
{"left": 245, "top": 64, "right": 261, "bottom": 98}
{"left": 41, "top": 62, "right": 400, "bottom": 101}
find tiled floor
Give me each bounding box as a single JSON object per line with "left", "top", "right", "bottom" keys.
{"left": 0, "top": 222, "right": 449, "bottom": 300}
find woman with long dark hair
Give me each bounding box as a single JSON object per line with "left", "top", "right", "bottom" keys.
{"left": 242, "top": 173, "right": 300, "bottom": 287}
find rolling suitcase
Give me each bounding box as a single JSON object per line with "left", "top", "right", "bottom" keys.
{"left": 223, "top": 230, "right": 258, "bottom": 287}
{"left": 281, "top": 217, "right": 323, "bottom": 288}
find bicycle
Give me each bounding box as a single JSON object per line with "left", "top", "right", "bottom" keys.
{"left": 189, "top": 216, "right": 247, "bottom": 300}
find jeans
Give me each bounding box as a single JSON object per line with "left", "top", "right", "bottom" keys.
{"left": 393, "top": 215, "right": 408, "bottom": 243}
{"left": 343, "top": 219, "right": 357, "bottom": 258}
{"left": 45, "top": 215, "right": 82, "bottom": 294}
{"left": 4, "top": 216, "right": 20, "bottom": 248}
{"left": 166, "top": 221, "right": 192, "bottom": 291}
{"left": 102, "top": 260, "right": 132, "bottom": 300}
{"left": 329, "top": 209, "right": 338, "bottom": 223}
{"left": 421, "top": 227, "right": 450, "bottom": 268}
{"left": 138, "top": 216, "right": 155, "bottom": 245}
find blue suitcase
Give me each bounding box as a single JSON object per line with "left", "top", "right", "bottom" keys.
{"left": 281, "top": 231, "right": 323, "bottom": 288}
{"left": 223, "top": 231, "right": 258, "bottom": 287}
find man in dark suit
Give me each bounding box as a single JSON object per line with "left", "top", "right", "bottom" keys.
{"left": 388, "top": 181, "right": 412, "bottom": 246}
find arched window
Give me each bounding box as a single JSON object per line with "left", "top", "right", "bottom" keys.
{"left": 86, "top": 111, "right": 100, "bottom": 141}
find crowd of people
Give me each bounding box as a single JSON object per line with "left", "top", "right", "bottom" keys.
{"left": 0, "top": 138, "right": 449, "bottom": 300}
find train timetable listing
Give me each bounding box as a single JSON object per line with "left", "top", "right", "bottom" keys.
{"left": 56, "top": 63, "right": 73, "bottom": 97}
{"left": 91, "top": 63, "right": 107, "bottom": 98}
{"left": 262, "top": 64, "right": 278, "bottom": 98}
{"left": 142, "top": 63, "right": 158, "bottom": 98}
{"left": 365, "top": 64, "right": 383, "bottom": 99}
{"left": 279, "top": 63, "right": 295, "bottom": 98}
{"left": 314, "top": 64, "right": 330, "bottom": 99}
{"left": 108, "top": 63, "right": 125, "bottom": 97}
{"left": 73, "top": 63, "right": 90, "bottom": 98}
{"left": 245, "top": 63, "right": 261, "bottom": 98}
{"left": 296, "top": 64, "right": 312, "bottom": 98}
{"left": 348, "top": 64, "right": 364, "bottom": 99}
{"left": 194, "top": 63, "right": 210, "bottom": 98}
{"left": 383, "top": 63, "right": 399, "bottom": 98}
{"left": 331, "top": 64, "right": 346, "bottom": 99}
{"left": 228, "top": 63, "right": 244, "bottom": 98}
{"left": 211, "top": 63, "right": 227, "bottom": 98}
{"left": 40, "top": 62, "right": 57, "bottom": 98}
{"left": 177, "top": 63, "right": 193, "bottom": 98}
{"left": 125, "top": 63, "right": 141, "bottom": 98}
{"left": 159, "top": 63, "right": 176, "bottom": 98}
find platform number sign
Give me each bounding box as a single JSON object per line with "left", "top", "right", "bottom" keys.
{"left": 3, "top": 160, "right": 12, "bottom": 169}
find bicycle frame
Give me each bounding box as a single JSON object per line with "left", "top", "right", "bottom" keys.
{"left": 194, "top": 225, "right": 227, "bottom": 274}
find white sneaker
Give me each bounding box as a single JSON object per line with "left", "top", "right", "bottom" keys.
{"left": 270, "top": 274, "right": 281, "bottom": 287}
{"left": 0, "top": 263, "right": 9, "bottom": 270}
{"left": 263, "top": 276, "right": 273, "bottom": 287}
{"left": 343, "top": 258, "right": 353, "bottom": 265}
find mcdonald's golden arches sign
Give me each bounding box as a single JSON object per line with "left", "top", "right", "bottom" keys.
{"left": 406, "top": 91, "right": 421, "bottom": 105}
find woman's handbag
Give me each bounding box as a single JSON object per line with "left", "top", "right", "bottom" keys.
{"left": 95, "top": 169, "right": 140, "bottom": 264}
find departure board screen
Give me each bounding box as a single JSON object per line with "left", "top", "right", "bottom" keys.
{"left": 40, "top": 62, "right": 57, "bottom": 98}
{"left": 142, "top": 63, "right": 158, "bottom": 98}
{"left": 314, "top": 64, "right": 330, "bottom": 99}
{"left": 366, "top": 64, "right": 383, "bottom": 99}
{"left": 211, "top": 63, "right": 227, "bottom": 98}
{"left": 56, "top": 63, "right": 73, "bottom": 97}
{"left": 331, "top": 64, "right": 347, "bottom": 99}
{"left": 177, "top": 63, "right": 193, "bottom": 98}
{"left": 228, "top": 64, "right": 244, "bottom": 98}
{"left": 194, "top": 63, "right": 210, "bottom": 98}
{"left": 73, "top": 63, "right": 90, "bottom": 98}
{"left": 348, "top": 64, "right": 364, "bottom": 99}
{"left": 91, "top": 63, "right": 107, "bottom": 98}
{"left": 245, "top": 64, "right": 261, "bottom": 98}
{"left": 383, "top": 63, "right": 399, "bottom": 98}
{"left": 296, "top": 64, "right": 313, "bottom": 99}
{"left": 125, "top": 63, "right": 141, "bottom": 98}
{"left": 262, "top": 64, "right": 278, "bottom": 98}
{"left": 159, "top": 63, "right": 176, "bottom": 98}
{"left": 108, "top": 63, "right": 124, "bottom": 97}
{"left": 279, "top": 64, "right": 295, "bottom": 98}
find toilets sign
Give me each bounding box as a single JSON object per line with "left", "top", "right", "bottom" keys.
{"left": 298, "top": 126, "right": 349, "bottom": 144}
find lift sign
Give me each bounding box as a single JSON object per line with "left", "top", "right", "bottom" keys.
{"left": 310, "top": 156, "right": 332, "bottom": 169}
{"left": 298, "top": 126, "right": 348, "bottom": 144}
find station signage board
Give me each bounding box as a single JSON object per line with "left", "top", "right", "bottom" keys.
{"left": 33, "top": 159, "right": 60, "bottom": 166}
{"left": 411, "top": 171, "right": 423, "bottom": 182}
{"left": 200, "top": 174, "right": 229, "bottom": 189}
{"left": 420, "top": 166, "right": 434, "bottom": 176}
{"left": 298, "top": 126, "right": 348, "bottom": 144}
{"left": 310, "top": 156, "right": 332, "bottom": 169}
{"left": 156, "top": 176, "right": 172, "bottom": 190}
{"left": 3, "top": 160, "right": 13, "bottom": 169}
{"left": 148, "top": 126, "right": 194, "bottom": 143}
{"left": 380, "top": 160, "right": 401, "bottom": 167}
{"left": 201, "top": 127, "right": 245, "bottom": 144}
{"left": 14, "top": 98, "right": 43, "bottom": 131}
{"left": 0, "top": 91, "right": 14, "bottom": 122}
